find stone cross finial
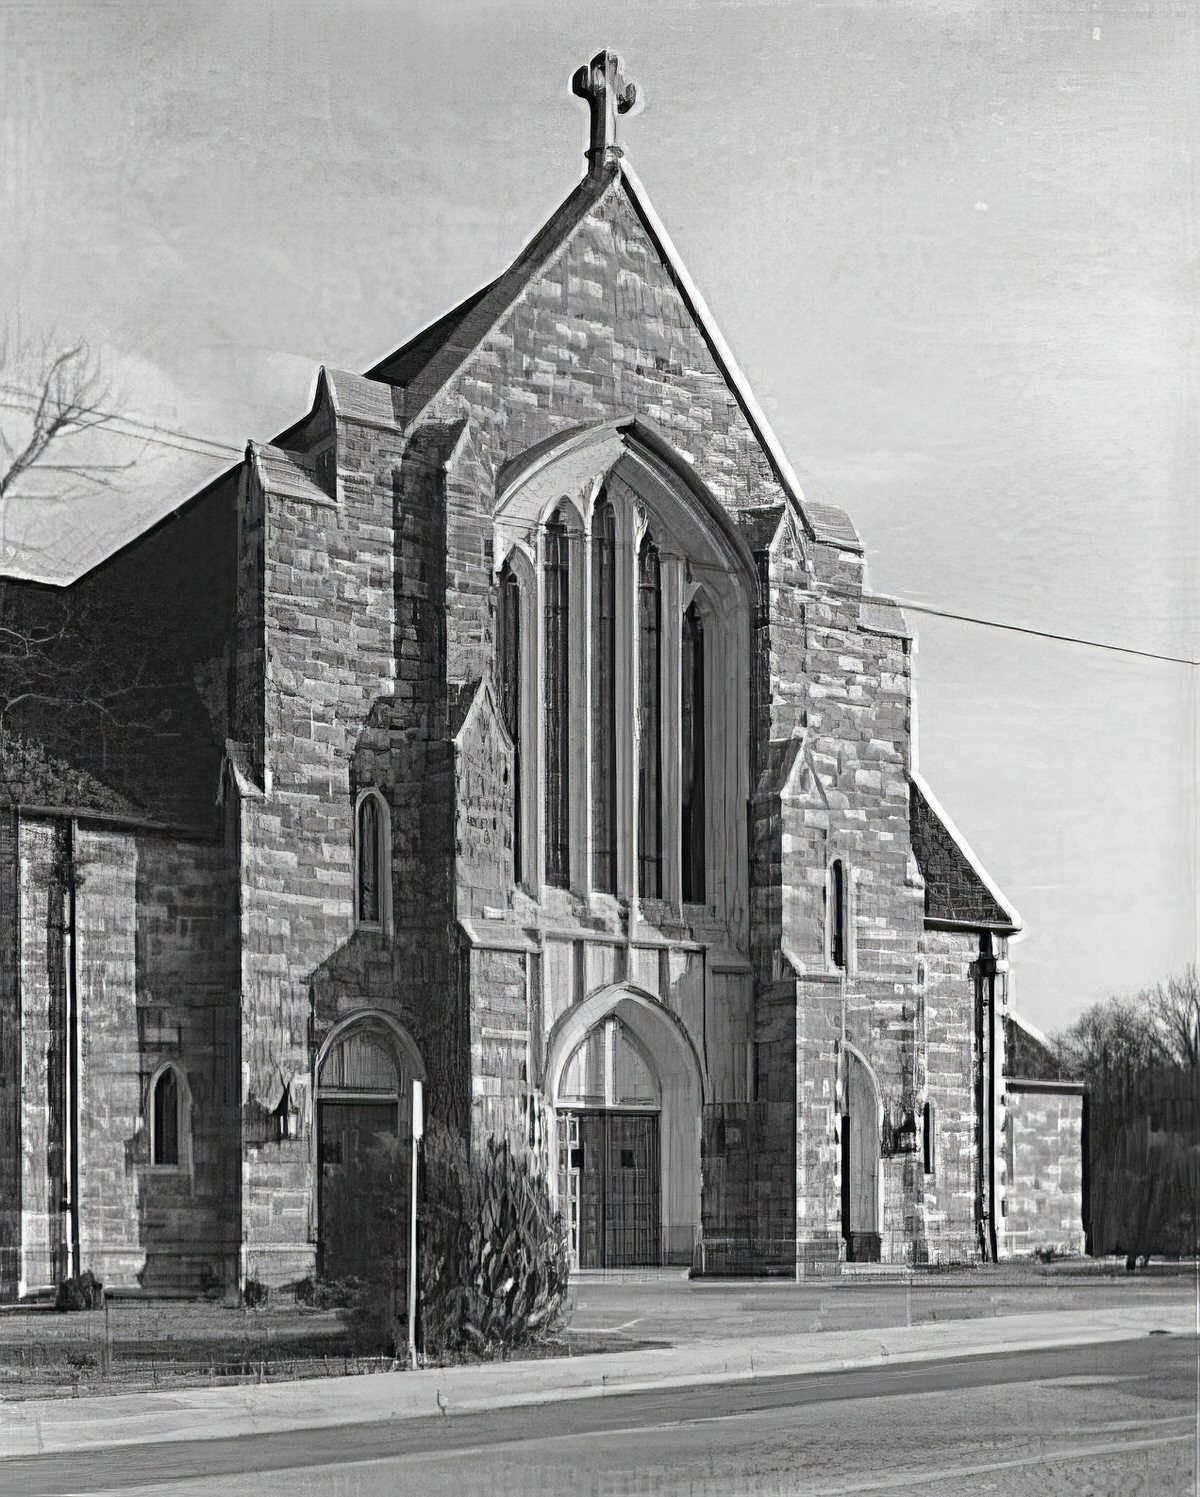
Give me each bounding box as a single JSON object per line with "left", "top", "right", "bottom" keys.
{"left": 572, "top": 49, "right": 638, "bottom": 177}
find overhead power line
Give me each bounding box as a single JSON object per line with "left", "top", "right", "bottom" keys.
{"left": 889, "top": 597, "right": 1197, "bottom": 669}
{"left": 1, "top": 388, "right": 1194, "bottom": 665}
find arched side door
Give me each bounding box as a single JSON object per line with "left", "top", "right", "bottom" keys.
{"left": 842, "top": 1048, "right": 882, "bottom": 1264}
{"left": 317, "top": 1021, "right": 413, "bottom": 1281}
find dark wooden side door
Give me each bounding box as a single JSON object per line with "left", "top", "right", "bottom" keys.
{"left": 318, "top": 1099, "right": 400, "bottom": 1280}
{"left": 842, "top": 1056, "right": 881, "bottom": 1263}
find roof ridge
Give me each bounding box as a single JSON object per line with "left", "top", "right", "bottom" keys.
{"left": 395, "top": 169, "right": 616, "bottom": 431}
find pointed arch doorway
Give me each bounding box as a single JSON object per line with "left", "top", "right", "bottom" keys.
{"left": 557, "top": 1018, "right": 661, "bottom": 1268}
{"left": 547, "top": 985, "right": 705, "bottom": 1271}
{"left": 841, "top": 1046, "right": 882, "bottom": 1263}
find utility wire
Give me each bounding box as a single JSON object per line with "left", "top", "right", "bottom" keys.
{"left": 884, "top": 597, "right": 1197, "bottom": 669}
{"left": 1, "top": 390, "right": 1195, "bottom": 665}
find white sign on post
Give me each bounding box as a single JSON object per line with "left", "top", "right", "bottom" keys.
{"left": 407, "top": 1079, "right": 424, "bottom": 1370}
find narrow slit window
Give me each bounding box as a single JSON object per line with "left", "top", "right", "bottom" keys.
{"left": 681, "top": 602, "right": 706, "bottom": 903}
{"left": 357, "top": 791, "right": 386, "bottom": 927}
{"left": 591, "top": 497, "right": 617, "bottom": 893}
{"left": 923, "top": 1100, "right": 936, "bottom": 1175}
{"left": 153, "top": 1068, "right": 180, "bottom": 1166}
{"left": 544, "top": 507, "right": 571, "bottom": 887}
{"left": 499, "top": 563, "right": 522, "bottom": 882}
{"left": 637, "top": 535, "right": 662, "bottom": 899}
{"left": 830, "top": 859, "right": 847, "bottom": 970}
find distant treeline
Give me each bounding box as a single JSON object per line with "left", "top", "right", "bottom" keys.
{"left": 1052, "top": 968, "right": 1199, "bottom": 1267}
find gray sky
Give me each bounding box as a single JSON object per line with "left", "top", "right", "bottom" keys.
{"left": 2, "top": 0, "right": 1195, "bottom": 1032}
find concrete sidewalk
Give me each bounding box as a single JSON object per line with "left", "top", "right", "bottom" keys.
{"left": 0, "top": 1304, "right": 1188, "bottom": 1461}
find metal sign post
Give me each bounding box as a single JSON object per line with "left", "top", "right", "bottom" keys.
{"left": 407, "top": 1080, "right": 424, "bottom": 1372}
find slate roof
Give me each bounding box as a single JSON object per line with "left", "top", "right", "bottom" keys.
{"left": 1005, "top": 1013, "right": 1082, "bottom": 1085}
{"left": 0, "top": 734, "right": 142, "bottom": 816}
{"left": 909, "top": 770, "right": 1020, "bottom": 932}
{"left": 366, "top": 280, "right": 499, "bottom": 387}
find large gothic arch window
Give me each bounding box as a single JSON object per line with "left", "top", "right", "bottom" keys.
{"left": 591, "top": 495, "right": 618, "bottom": 893}
{"left": 543, "top": 507, "right": 571, "bottom": 887}
{"left": 637, "top": 534, "right": 662, "bottom": 899}
{"left": 681, "top": 601, "right": 706, "bottom": 904}
{"left": 494, "top": 433, "right": 754, "bottom": 913}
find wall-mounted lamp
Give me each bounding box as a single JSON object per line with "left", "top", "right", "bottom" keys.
{"left": 271, "top": 1081, "right": 301, "bottom": 1143}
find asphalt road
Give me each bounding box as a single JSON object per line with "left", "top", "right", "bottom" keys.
{"left": 564, "top": 1269, "right": 1197, "bottom": 1347}
{"left": 5, "top": 1335, "right": 1197, "bottom": 1497}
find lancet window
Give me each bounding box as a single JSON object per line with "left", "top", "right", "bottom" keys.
{"left": 637, "top": 535, "right": 662, "bottom": 899}
{"left": 591, "top": 496, "right": 618, "bottom": 893}
{"left": 356, "top": 789, "right": 390, "bottom": 931}
{"left": 544, "top": 507, "right": 571, "bottom": 888}
{"left": 681, "top": 601, "right": 706, "bottom": 904}
{"left": 830, "top": 858, "right": 847, "bottom": 971}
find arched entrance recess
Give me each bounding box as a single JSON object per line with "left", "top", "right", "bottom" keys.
{"left": 840, "top": 1043, "right": 883, "bottom": 1264}
{"left": 315, "top": 1012, "right": 425, "bottom": 1280}
{"left": 545, "top": 985, "right": 704, "bottom": 1269}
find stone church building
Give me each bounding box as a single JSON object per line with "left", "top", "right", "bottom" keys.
{"left": 0, "top": 54, "right": 1042, "bottom": 1298}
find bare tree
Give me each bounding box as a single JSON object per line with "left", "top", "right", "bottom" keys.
{"left": 1148, "top": 966, "right": 1200, "bottom": 1071}
{"left": 0, "top": 327, "right": 142, "bottom": 563}
{"left": 0, "top": 328, "right": 151, "bottom": 805}
{"left": 1054, "top": 971, "right": 1200, "bottom": 1268}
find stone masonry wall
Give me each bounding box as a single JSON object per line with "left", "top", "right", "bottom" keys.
{"left": 919, "top": 927, "right": 983, "bottom": 1263}
{"left": 0, "top": 811, "right": 18, "bottom": 1296}
{"left": 1004, "top": 1086, "right": 1085, "bottom": 1257}
{"left": 409, "top": 169, "right": 778, "bottom": 1166}
{"left": 235, "top": 412, "right": 470, "bottom": 1285}
{"left": 17, "top": 818, "right": 68, "bottom": 1291}
{"left": 16, "top": 817, "right": 236, "bottom": 1295}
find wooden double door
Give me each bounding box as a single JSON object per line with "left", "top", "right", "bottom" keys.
{"left": 563, "top": 1110, "right": 661, "bottom": 1268}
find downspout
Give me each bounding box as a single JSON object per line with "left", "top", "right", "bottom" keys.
{"left": 64, "top": 818, "right": 81, "bottom": 1283}
{"left": 12, "top": 808, "right": 24, "bottom": 1300}
{"left": 977, "top": 932, "right": 999, "bottom": 1265}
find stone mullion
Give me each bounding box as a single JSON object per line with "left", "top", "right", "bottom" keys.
{"left": 660, "top": 553, "right": 685, "bottom": 907}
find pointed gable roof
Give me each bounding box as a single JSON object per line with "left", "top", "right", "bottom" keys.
{"left": 371, "top": 170, "right": 612, "bottom": 426}
{"left": 910, "top": 770, "right": 1021, "bottom": 933}
{"left": 360, "top": 161, "right": 817, "bottom": 538}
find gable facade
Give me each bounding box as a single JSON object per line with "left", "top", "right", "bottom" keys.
{"left": 0, "top": 66, "right": 1037, "bottom": 1296}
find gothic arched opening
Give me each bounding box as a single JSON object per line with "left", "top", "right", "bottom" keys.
{"left": 316, "top": 1015, "right": 423, "bottom": 1281}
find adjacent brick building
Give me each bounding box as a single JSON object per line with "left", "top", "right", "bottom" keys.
{"left": 0, "top": 53, "right": 1072, "bottom": 1297}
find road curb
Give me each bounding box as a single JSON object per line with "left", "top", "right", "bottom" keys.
{"left": 0, "top": 1309, "right": 1190, "bottom": 1462}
